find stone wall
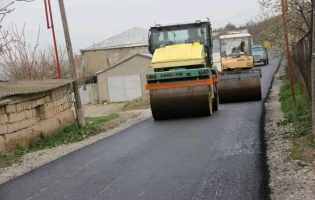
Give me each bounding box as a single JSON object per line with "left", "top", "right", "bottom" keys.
{"left": 0, "top": 85, "right": 75, "bottom": 154}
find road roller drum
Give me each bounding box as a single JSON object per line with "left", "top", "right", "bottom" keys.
{"left": 219, "top": 78, "right": 261, "bottom": 103}
{"left": 150, "top": 85, "right": 213, "bottom": 120}
{"left": 218, "top": 69, "right": 262, "bottom": 103}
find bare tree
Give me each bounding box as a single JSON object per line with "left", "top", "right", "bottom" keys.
{"left": 253, "top": 0, "right": 312, "bottom": 49}
{"left": 0, "top": 1, "right": 73, "bottom": 80}
{"left": 40, "top": 45, "right": 71, "bottom": 79}
{"left": 0, "top": 2, "right": 15, "bottom": 53}
{"left": 0, "top": 23, "right": 71, "bottom": 80}
{"left": 0, "top": 1, "right": 35, "bottom": 54}
{"left": 0, "top": 23, "right": 41, "bottom": 79}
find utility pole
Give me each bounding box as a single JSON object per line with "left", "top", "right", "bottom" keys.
{"left": 312, "top": 0, "right": 315, "bottom": 141}
{"left": 44, "top": 0, "right": 61, "bottom": 79}
{"left": 281, "top": 0, "right": 296, "bottom": 105}
{"left": 58, "top": 0, "right": 85, "bottom": 127}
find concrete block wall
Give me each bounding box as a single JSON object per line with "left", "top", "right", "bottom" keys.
{"left": 0, "top": 85, "right": 75, "bottom": 154}
{"left": 38, "top": 95, "right": 70, "bottom": 120}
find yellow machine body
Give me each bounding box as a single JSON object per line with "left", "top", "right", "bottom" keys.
{"left": 151, "top": 42, "right": 206, "bottom": 69}
{"left": 221, "top": 55, "right": 254, "bottom": 71}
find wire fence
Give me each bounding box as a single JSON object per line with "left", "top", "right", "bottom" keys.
{"left": 292, "top": 36, "right": 312, "bottom": 101}
{"left": 291, "top": 0, "right": 315, "bottom": 140}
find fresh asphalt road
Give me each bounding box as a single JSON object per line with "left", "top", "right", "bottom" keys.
{"left": 0, "top": 57, "right": 280, "bottom": 200}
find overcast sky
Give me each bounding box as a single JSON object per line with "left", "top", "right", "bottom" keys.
{"left": 2, "top": 0, "right": 261, "bottom": 53}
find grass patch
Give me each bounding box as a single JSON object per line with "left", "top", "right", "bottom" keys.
{"left": 0, "top": 114, "right": 119, "bottom": 168}
{"left": 0, "top": 145, "right": 26, "bottom": 168}
{"left": 279, "top": 76, "right": 312, "bottom": 138}
{"left": 29, "top": 114, "right": 119, "bottom": 152}
{"left": 0, "top": 152, "right": 23, "bottom": 168}
{"left": 309, "top": 140, "right": 315, "bottom": 148}
{"left": 278, "top": 75, "right": 315, "bottom": 162}
{"left": 290, "top": 147, "right": 303, "bottom": 160}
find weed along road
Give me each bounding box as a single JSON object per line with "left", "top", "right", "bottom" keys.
{"left": 0, "top": 57, "right": 280, "bottom": 200}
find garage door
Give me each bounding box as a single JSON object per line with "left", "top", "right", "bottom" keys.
{"left": 107, "top": 74, "right": 142, "bottom": 102}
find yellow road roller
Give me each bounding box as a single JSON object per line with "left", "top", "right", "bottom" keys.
{"left": 145, "top": 19, "right": 220, "bottom": 120}
{"left": 219, "top": 33, "right": 262, "bottom": 103}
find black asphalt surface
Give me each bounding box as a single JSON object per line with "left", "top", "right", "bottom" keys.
{"left": 0, "top": 57, "right": 280, "bottom": 200}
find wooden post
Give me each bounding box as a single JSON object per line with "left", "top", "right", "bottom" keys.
{"left": 312, "top": 0, "right": 315, "bottom": 141}
{"left": 58, "top": 0, "right": 85, "bottom": 127}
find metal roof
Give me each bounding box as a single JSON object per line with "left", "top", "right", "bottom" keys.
{"left": 150, "top": 18, "right": 210, "bottom": 28}
{"left": 219, "top": 33, "right": 251, "bottom": 39}
{"left": 0, "top": 79, "right": 73, "bottom": 99}
{"left": 83, "top": 27, "right": 148, "bottom": 51}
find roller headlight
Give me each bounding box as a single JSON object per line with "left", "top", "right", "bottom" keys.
{"left": 247, "top": 62, "right": 253, "bottom": 66}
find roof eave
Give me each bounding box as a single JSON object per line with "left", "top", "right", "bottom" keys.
{"left": 82, "top": 43, "right": 148, "bottom": 52}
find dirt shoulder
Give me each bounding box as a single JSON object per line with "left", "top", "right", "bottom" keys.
{"left": 83, "top": 102, "right": 126, "bottom": 117}
{"left": 0, "top": 107, "right": 152, "bottom": 185}
{"left": 265, "top": 60, "right": 315, "bottom": 199}
{"left": 123, "top": 94, "right": 150, "bottom": 111}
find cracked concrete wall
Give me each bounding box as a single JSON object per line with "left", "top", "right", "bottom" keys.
{"left": 0, "top": 85, "right": 75, "bottom": 154}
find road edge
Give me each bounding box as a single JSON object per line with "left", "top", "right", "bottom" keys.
{"left": 0, "top": 109, "right": 152, "bottom": 185}
{"left": 259, "top": 55, "right": 283, "bottom": 200}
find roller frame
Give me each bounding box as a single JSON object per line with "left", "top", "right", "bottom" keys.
{"left": 219, "top": 69, "right": 262, "bottom": 81}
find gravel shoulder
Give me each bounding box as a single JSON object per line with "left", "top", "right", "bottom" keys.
{"left": 265, "top": 60, "right": 315, "bottom": 199}
{"left": 0, "top": 108, "right": 152, "bottom": 185}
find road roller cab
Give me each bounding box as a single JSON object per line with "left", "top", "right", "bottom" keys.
{"left": 218, "top": 33, "right": 262, "bottom": 103}
{"left": 145, "top": 19, "right": 220, "bottom": 120}
{"left": 219, "top": 33, "right": 254, "bottom": 71}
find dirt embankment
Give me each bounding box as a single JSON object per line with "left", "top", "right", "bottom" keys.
{"left": 265, "top": 62, "right": 315, "bottom": 199}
